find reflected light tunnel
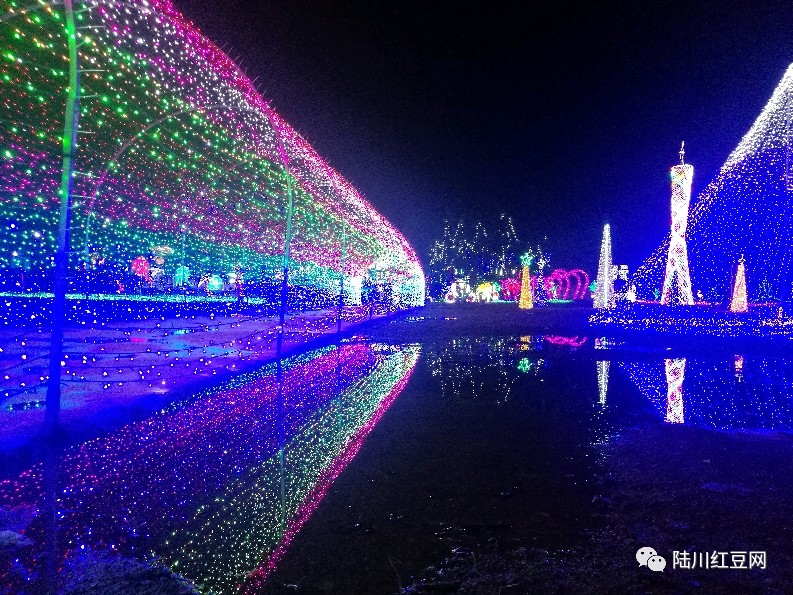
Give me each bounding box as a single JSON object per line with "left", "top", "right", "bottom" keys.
{"left": 0, "top": 342, "right": 421, "bottom": 592}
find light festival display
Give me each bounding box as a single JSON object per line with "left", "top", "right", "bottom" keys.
{"left": 729, "top": 255, "right": 749, "bottom": 313}
{"left": 427, "top": 215, "right": 519, "bottom": 300}
{"left": 424, "top": 336, "right": 558, "bottom": 403}
{"left": 633, "top": 63, "right": 793, "bottom": 305}
{"left": 660, "top": 144, "right": 694, "bottom": 305}
{"left": 545, "top": 268, "right": 590, "bottom": 301}
{"left": 0, "top": 0, "right": 424, "bottom": 305}
{"left": 0, "top": 341, "right": 420, "bottom": 592}
{"left": 620, "top": 355, "right": 793, "bottom": 430}
{"left": 593, "top": 224, "right": 612, "bottom": 309}
{"left": 518, "top": 253, "right": 533, "bottom": 309}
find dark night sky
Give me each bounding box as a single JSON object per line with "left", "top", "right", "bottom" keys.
{"left": 174, "top": 0, "right": 793, "bottom": 273}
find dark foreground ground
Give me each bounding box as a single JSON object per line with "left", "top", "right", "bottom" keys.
{"left": 266, "top": 425, "right": 793, "bottom": 594}
{"left": 263, "top": 303, "right": 793, "bottom": 594}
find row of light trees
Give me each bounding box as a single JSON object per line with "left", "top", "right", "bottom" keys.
{"left": 427, "top": 214, "right": 553, "bottom": 301}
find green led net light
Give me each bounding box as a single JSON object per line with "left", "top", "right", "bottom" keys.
{"left": 0, "top": 0, "right": 424, "bottom": 304}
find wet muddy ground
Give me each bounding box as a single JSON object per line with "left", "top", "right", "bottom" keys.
{"left": 265, "top": 304, "right": 793, "bottom": 594}
{"left": 4, "top": 303, "right": 792, "bottom": 594}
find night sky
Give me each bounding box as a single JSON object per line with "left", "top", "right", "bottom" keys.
{"left": 174, "top": 0, "right": 793, "bottom": 274}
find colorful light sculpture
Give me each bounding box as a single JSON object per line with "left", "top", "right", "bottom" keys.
{"left": 0, "top": 0, "right": 424, "bottom": 305}
{"left": 545, "top": 268, "right": 590, "bottom": 301}
{"left": 660, "top": 143, "right": 694, "bottom": 305}
{"left": 634, "top": 65, "right": 793, "bottom": 303}
{"left": 594, "top": 224, "right": 613, "bottom": 308}
{"left": 518, "top": 253, "right": 533, "bottom": 309}
{"left": 729, "top": 255, "right": 748, "bottom": 313}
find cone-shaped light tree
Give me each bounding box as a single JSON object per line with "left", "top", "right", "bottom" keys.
{"left": 594, "top": 224, "right": 613, "bottom": 309}
{"left": 729, "top": 255, "right": 749, "bottom": 313}
{"left": 634, "top": 64, "right": 793, "bottom": 303}
{"left": 519, "top": 253, "right": 534, "bottom": 309}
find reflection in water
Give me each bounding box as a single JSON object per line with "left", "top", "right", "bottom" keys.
{"left": 664, "top": 358, "right": 686, "bottom": 424}
{"left": 425, "top": 337, "right": 547, "bottom": 401}
{"left": 545, "top": 336, "right": 588, "bottom": 347}
{"left": 597, "top": 361, "right": 609, "bottom": 406}
{"left": 0, "top": 342, "right": 419, "bottom": 593}
{"left": 517, "top": 357, "right": 546, "bottom": 375}
{"left": 734, "top": 354, "right": 744, "bottom": 380}
{"left": 622, "top": 355, "right": 793, "bottom": 430}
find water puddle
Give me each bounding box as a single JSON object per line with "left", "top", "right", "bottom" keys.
{"left": 1, "top": 332, "right": 791, "bottom": 592}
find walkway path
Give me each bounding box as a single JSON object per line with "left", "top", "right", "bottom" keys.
{"left": 0, "top": 305, "right": 395, "bottom": 451}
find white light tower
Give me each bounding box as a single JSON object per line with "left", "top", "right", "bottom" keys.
{"left": 661, "top": 143, "right": 694, "bottom": 305}
{"left": 594, "top": 224, "right": 613, "bottom": 309}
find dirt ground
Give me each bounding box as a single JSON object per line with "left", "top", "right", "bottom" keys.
{"left": 263, "top": 304, "right": 793, "bottom": 594}
{"left": 402, "top": 423, "right": 793, "bottom": 594}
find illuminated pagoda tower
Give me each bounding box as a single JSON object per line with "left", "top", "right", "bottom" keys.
{"left": 594, "top": 224, "right": 613, "bottom": 309}
{"left": 661, "top": 143, "right": 695, "bottom": 305}
{"left": 633, "top": 64, "right": 793, "bottom": 303}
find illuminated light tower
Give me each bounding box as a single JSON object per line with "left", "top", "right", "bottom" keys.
{"left": 664, "top": 358, "right": 685, "bottom": 424}
{"left": 729, "top": 255, "right": 749, "bottom": 313}
{"left": 519, "top": 253, "right": 534, "bottom": 309}
{"left": 594, "top": 224, "right": 613, "bottom": 309}
{"left": 535, "top": 251, "right": 548, "bottom": 306}
{"left": 661, "top": 142, "right": 695, "bottom": 305}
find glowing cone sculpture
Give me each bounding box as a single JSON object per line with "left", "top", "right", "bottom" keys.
{"left": 729, "top": 255, "right": 748, "bottom": 313}
{"left": 594, "top": 224, "right": 613, "bottom": 309}
{"left": 519, "top": 253, "right": 533, "bottom": 309}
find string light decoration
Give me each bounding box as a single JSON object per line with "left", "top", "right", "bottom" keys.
{"left": 427, "top": 215, "right": 520, "bottom": 299}
{"left": 729, "top": 255, "right": 748, "bottom": 313}
{"left": 633, "top": 63, "right": 793, "bottom": 305}
{"left": 544, "top": 268, "right": 590, "bottom": 301}
{"left": 0, "top": 0, "right": 424, "bottom": 306}
{"left": 660, "top": 143, "right": 694, "bottom": 305}
{"left": 0, "top": 341, "right": 420, "bottom": 593}
{"left": 593, "top": 224, "right": 613, "bottom": 309}
{"left": 499, "top": 276, "right": 520, "bottom": 301}
{"left": 533, "top": 250, "right": 548, "bottom": 307}
{"left": 620, "top": 355, "right": 793, "bottom": 430}
{"left": 424, "top": 336, "right": 546, "bottom": 403}
{"left": 518, "top": 252, "right": 533, "bottom": 309}
{"left": 544, "top": 335, "right": 587, "bottom": 347}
